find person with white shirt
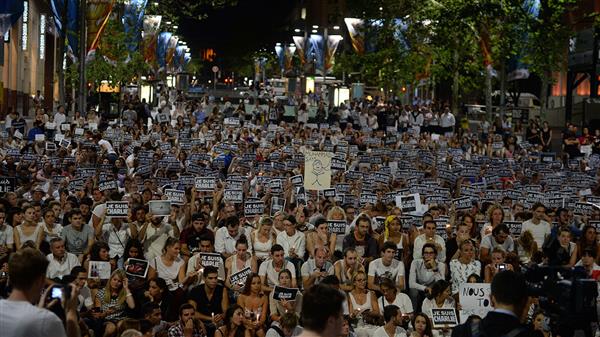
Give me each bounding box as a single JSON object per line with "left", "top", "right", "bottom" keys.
{"left": 301, "top": 247, "right": 334, "bottom": 289}
{"left": 1, "top": 248, "right": 80, "bottom": 337}
{"left": 408, "top": 243, "right": 446, "bottom": 312}
{"left": 99, "top": 218, "right": 135, "bottom": 260}
{"left": 372, "top": 305, "right": 408, "bottom": 337}
{"left": 259, "top": 244, "right": 297, "bottom": 292}
{"left": 277, "top": 215, "right": 305, "bottom": 279}
{"left": 214, "top": 216, "right": 251, "bottom": 259}
{"left": 368, "top": 241, "right": 405, "bottom": 292}
{"left": 53, "top": 106, "right": 67, "bottom": 129}
{"left": 440, "top": 107, "right": 456, "bottom": 137}
{"left": 0, "top": 210, "right": 14, "bottom": 256}
{"left": 521, "top": 202, "right": 552, "bottom": 248}
{"left": 377, "top": 278, "right": 414, "bottom": 322}
{"left": 46, "top": 237, "right": 81, "bottom": 281}
{"left": 413, "top": 220, "right": 446, "bottom": 263}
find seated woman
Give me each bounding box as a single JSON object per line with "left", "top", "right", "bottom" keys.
{"left": 409, "top": 313, "right": 434, "bottom": 337}
{"left": 420, "top": 280, "right": 455, "bottom": 336}
{"left": 84, "top": 241, "right": 114, "bottom": 273}
{"left": 226, "top": 238, "right": 258, "bottom": 293}
{"left": 378, "top": 278, "right": 413, "bottom": 325}
{"left": 215, "top": 304, "right": 252, "bottom": 337}
{"left": 143, "top": 277, "right": 178, "bottom": 322}
{"left": 237, "top": 273, "right": 268, "bottom": 337}
{"left": 348, "top": 270, "right": 381, "bottom": 322}
{"left": 306, "top": 217, "right": 336, "bottom": 259}
{"left": 269, "top": 269, "right": 302, "bottom": 322}
{"left": 483, "top": 248, "right": 514, "bottom": 283}
{"left": 92, "top": 270, "right": 135, "bottom": 337}
{"left": 251, "top": 217, "right": 276, "bottom": 264}
{"left": 148, "top": 237, "right": 197, "bottom": 311}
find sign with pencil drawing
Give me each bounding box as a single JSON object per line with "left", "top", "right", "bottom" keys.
{"left": 303, "top": 150, "right": 333, "bottom": 191}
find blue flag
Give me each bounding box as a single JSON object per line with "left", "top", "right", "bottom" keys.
{"left": 123, "top": 0, "right": 147, "bottom": 52}
{"left": 157, "top": 32, "right": 172, "bottom": 71}
{"left": 0, "top": 0, "right": 24, "bottom": 36}
{"left": 307, "top": 34, "right": 324, "bottom": 75}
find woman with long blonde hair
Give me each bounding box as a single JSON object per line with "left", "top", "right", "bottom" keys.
{"left": 92, "top": 269, "right": 135, "bottom": 337}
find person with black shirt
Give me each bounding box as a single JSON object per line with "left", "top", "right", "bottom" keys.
{"left": 188, "top": 266, "right": 229, "bottom": 337}
{"left": 181, "top": 213, "right": 214, "bottom": 258}
{"left": 342, "top": 215, "right": 378, "bottom": 267}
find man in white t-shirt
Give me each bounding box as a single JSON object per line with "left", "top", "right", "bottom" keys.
{"left": 0, "top": 248, "right": 79, "bottom": 337}
{"left": 368, "top": 241, "right": 405, "bottom": 292}
{"left": 372, "top": 305, "right": 408, "bottom": 337}
{"left": 521, "top": 202, "right": 552, "bottom": 248}
{"left": 259, "top": 244, "right": 297, "bottom": 292}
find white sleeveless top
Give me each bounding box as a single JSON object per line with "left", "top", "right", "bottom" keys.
{"left": 349, "top": 291, "right": 373, "bottom": 312}
{"left": 16, "top": 224, "right": 42, "bottom": 244}
{"left": 252, "top": 231, "right": 272, "bottom": 260}
{"left": 230, "top": 255, "right": 252, "bottom": 274}
{"left": 153, "top": 256, "right": 184, "bottom": 291}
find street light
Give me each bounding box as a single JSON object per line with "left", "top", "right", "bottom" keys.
{"left": 312, "top": 25, "right": 319, "bottom": 29}
{"left": 333, "top": 25, "right": 340, "bottom": 30}
{"left": 294, "top": 28, "right": 301, "bottom": 33}
{"left": 311, "top": 29, "right": 317, "bottom": 33}
{"left": 173, "top": 25, "right": 178, "bottom": 29}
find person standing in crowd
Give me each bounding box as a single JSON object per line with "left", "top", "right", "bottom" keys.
{"left": 451, "top": 271, "right": 539, "bottom": 337}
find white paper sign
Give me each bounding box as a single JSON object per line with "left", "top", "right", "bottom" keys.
{"left": 304, "top": 150, "right": 333, "bottom": 191}
{"left": 459, "top": 283, "right": 492, "bottom": 323}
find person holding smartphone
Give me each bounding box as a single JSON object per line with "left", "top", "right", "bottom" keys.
{"left": 484, "top": 248, "right": 513, "bottom": 283}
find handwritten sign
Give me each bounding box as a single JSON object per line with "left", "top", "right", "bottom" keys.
{"left": 304, "top": 150, "right": 333, "bottom": 191}
{"left": 459, "top": 283, "right": 492, "bottom": 323}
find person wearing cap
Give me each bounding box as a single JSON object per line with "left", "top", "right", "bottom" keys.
{"left": 180, "top": 212, "right": 214, "bottom": 259}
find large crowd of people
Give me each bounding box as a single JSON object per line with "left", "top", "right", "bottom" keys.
{"left": 0, "top": 90, "right": 599, "bottom": 337}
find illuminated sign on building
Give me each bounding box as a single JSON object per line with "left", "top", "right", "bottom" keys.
{"left": 21, "top": 1, "right": 28, "bottom": 51}
{"left": 40, "top": 14, "right": 46, "bottom": 59}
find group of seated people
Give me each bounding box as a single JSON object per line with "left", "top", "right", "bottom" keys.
{"left": 1, "top": 188, "right": 598, "bottom": 337}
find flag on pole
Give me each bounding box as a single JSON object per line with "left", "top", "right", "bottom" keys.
{"left": 284, "top": 45, "right": 296, "bottom": 72}
{"left": 123, "top": 0, "right": 147, "bottom": 52}
{"left": 307, "top": 34, "right": 324, "bottom": 75}
{"left": 0, "top": 0, "right": 24, "bottom": 37}
{"left": 157, "top": 32, "right": 172, "bottom": 71}
{"left": 166, "top": 35, "right": 179, "bottom": 68}
{"left": 275, "top": 44, "right": 285, "bottom": 71}
{"left": 86, "top": 0, "right": 115, "bottom": 56}
{"left": 292, "top": 36, "right": 305, "bottom": 65}
{"left": 325, "top": 35, "right": 343, "bottom": 74}
{"left": 344, "top": 18, "right": 364, "bottom": 55}
{"left": 142, "top": 15, "right": 161, "bottom": 63}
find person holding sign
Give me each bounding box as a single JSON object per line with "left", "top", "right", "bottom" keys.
{"left": 421, "top": 280, "right": 455, "bottom": 335}
{"left": 372, "top": 305, "right": 408, "bottom": 337}
{"left": 269, "top": 269, "right": 302, "bottom": 322}
{"left": 226, "top": 239, "right": 258, "bottom": 293}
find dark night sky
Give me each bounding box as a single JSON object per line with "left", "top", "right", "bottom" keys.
{"left": 180, "top": 0, "right": 298, "bottom": 69}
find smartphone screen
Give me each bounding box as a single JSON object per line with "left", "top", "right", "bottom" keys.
{"left": 51, "top": 287, "right": 63, "bottom": 300}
